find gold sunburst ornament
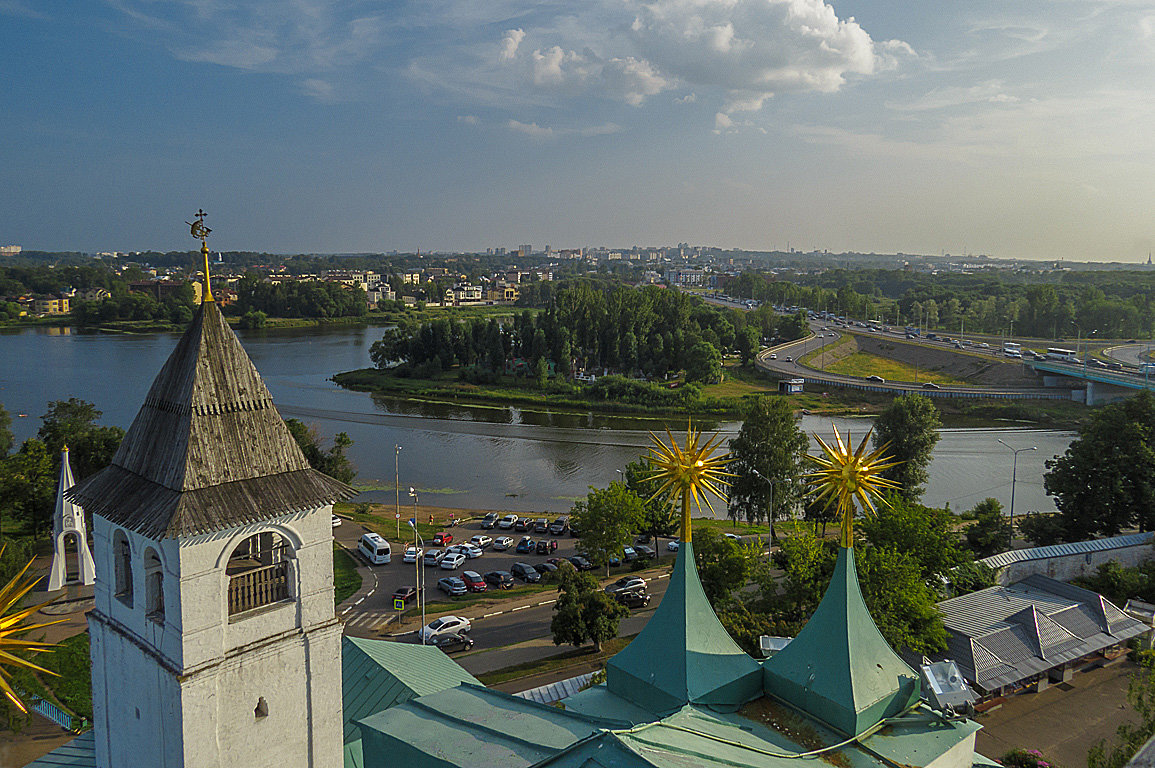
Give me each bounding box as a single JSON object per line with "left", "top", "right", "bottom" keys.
{"left": 0, "top": 546, "right": 64, "bottom": 712}
{"left": 645, "top": 421, "right": 733, "bottom": 543}
{"left": 806, "top": 425, "right": 901, "bottom": 548}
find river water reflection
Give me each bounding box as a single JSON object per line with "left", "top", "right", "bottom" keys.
{"left": 0, "top": 324, "right": 1073, "bottom": 516}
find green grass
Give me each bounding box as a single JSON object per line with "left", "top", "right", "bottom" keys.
{"left": 36, "top": 633, "right": 93, "bottom": 722}
{"left": 822, "top": 352, "right": 969, "bottom": 385}
{"left": 333, "top": 543, "right": 363, "bottom": 606}
{"left": 476, "top": 635, "right": 635, "bottom": 686}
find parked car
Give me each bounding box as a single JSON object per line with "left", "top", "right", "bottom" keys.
{"left": 567, "top": 555, "right": 594, "bottom": 571}
{"left": 605, "top": 576, "right": 647, "bottom": 595}
{"left": 515, "top": 517, "right": 533, "bottom": 532}
{"left": 481, "top": 512, "right": 499, "bottom": 529}
{"left": 483, "top": 570, "right": 514, "bottom": 589}
{"left": 433, "top": 532, "right": 454, "bottom": 546}
{"left": 634, "top": 544, "right": 656, "bottom": 559}
{"left": 418, "top": 615, "right": 471, "bottom": 641}
{"left": 437, "top": 577, "right": 467, "bottom": 596}
{"left": 423, "top": 549, "right": 444, "bottom": 566}
{"left": 667, "top": 540, "right": 680, "bottom": 552}
{"left": 492, "top": 536, "right": 515, "bottom": 551}
{"left": 498, "top": 514, "right": 519, "bottom": 530}
{"left": 615, "top": 590, "right": 652, "bottom": 609}
{"left": 536, "top": 539, "right": 558, "bottom": 555}
{"left": 470, "top": 534, "right": 493, "bottom": 549}
{"left": 723, "top": 533, "right": 742, "bottom": 541}
{"left": 545, "top": 557, "right": 566, "bottom": 568}
{"left": 516, "top": 537, "right": 535, "bottom": 553}
{"left": 392, "top": 586, "right": 419, "bottom": 605}
{"left": 533, "top": 518, "right": 549, "bottom": 533}
{"left": 461, "top": 570, "right": 487, "bottom": 592}
{"left": 331, "top": 515, "right": 342, "bottom": 528}
{"left": 549, "top": 517, "right": 569, "bottom": 535}
{"left": 568, "top": 521, "right": 580, "bottom": 537}
{"left": 403, "top": 545, "right": 422, "bottom": 563}
{"left": 622, "top": 546, "right": 637, "bottom": 562}
{"left": 432, "top": 632, "right": 474, "bottom": 653}
{"left": 439, "top": 552, "right": 466, "bottom": 570}
{"left": 445, "top": 544, "right": 469, "bottom": 557}
{"left": 536, "top": 561, "right": 558, "bottom": 574}
{"left": 510, "top": 562, "right": 542, "bottom": 583}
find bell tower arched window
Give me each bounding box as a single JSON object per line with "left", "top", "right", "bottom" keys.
{"left": 144, "top": 549, "right": 165, "bottom": 623}
{"left": 114, "top": 530, "right": 134, "bottom": 607}
{"left": 226, "top": 531, "right": 292, "bottom": 618}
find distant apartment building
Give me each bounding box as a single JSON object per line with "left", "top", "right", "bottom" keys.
{"left": 518, "top": 244, "right": 533, "bottom": 257}
{"left": 0, "top": 245, "right": 22, "bottom": 255}
{"left": 129, "top": 280, "right": 202, "bottom": 304}
{"left": 556, "top": 248, "right": 582, "bottom": 259}
{"left": 77, "top": 287, "right": 112, "bottom": 302}
{"left": 366, "top": 286, "right": 396, "bottom": 305}
{"left": 446, "top": 284, "right": 482, "bottom": 305}
{"left": 34, "top": 295, "right": 70, "bottom": 315}
{"left": 399, "top": 270, "right": 422, "bottom": 284}
{"left": 486, "top": 284, "right": 519, "bottom": 302}
{"left": 664, "top": 269, "right": 709, "bottom": 287}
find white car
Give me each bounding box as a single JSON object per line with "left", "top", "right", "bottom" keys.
{"left": 418, "top": 615, "right": 472, "bottom": 642}
{"left": 723, "top": 533, "right": 742, "bottom": 541}
{"left": 492, "top": 536, "right": 515, "bottom": 551}
{"left": 469, "top": 535, "right": 493, "bottom": 549}
{"left": 403, "top": 545, "right": 422, "bottom": 563}
{"left": 667, "top": 540, "right": 680, "bottom": 552}
{"left": 331, "top": 515, "right": 342, "bottom": 528}
{"left": 497, "top": 514, "right": 518, "bottom": 530}
{"left": 459, "top": 544, "right": 484, "bottom": 559}
{"left": 440, "top": 552, "right": 466, "bottom": 570}
{"left": 769, "top": 353, "right": 777, "bottom": 360}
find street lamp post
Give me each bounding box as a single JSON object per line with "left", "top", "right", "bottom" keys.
{"left": 407, "top": 490, "right": 425, "bottom": 644}
{"left": 996, "top": 439, "right": 1036, "bottom": 526}
{"left": 394, "top": 445, "right": 402, "bottom": 539}
{"left": 749, "top": 467, "right": 776, "bottom": 561}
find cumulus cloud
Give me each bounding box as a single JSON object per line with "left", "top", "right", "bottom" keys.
{"left": 602, "top": 57, "right": 669, "bottom": 106}
{"left": 507, "top": 119, "right": 621, "bottom": 139}
{"left": 457, "top": 114, "right": 480, "bottom": 124}
{"left": 499, "top": 28, "right": 525, "bottom": 61}
{"left": 301, "top": 77, "right": 336, "bottom": 101}
{"left": 509, "top": 119, "right": 554, "bottom": 138}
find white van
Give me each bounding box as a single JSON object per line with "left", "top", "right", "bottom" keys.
{"left": 358, "top": 533, "right": 391, "bottom": 565}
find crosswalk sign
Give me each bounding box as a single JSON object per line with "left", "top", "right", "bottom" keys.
{"left": 394, "top": 598, "right": 405, "bottom": 611}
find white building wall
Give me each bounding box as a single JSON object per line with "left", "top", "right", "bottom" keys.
{"left": 991, "top": 545, "right": 1153, "bottom": 586}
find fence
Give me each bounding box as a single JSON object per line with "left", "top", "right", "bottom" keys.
{"left": 228, "top": 561, "right": 290, "bottom": 616}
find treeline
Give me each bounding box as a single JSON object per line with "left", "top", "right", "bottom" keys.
{"left": 369, "top": 280, "right": 809, "bottom": 380}
{"left": 723, "top": 268, "right": 1155, "bottom": 339}
{"left": 233, "top": 276, "right": 368, "bottom": 319}
{"left": 73, "top": 284, "right": 198, "bottom": 326}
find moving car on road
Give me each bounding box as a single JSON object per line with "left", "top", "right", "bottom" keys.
{"left": 432, "top": 632, "right": 474, "bottom": 653}
{"left": 615, "top": 590, "right": 652, "bottom": 609}
{"left": 392, "top": 586, "right": 419, "bottom": 605}
{"left": 605, "top": 576, "right": 647, "bottom": 595}
{"left": 419, "top": 615, "right": 471, "bottom": 642}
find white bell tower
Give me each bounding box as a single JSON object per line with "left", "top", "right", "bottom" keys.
{"left": 47, "top": 446, "right": 96, "bottom": 592}
{"left": 69, "top": 224, "right": 355, "bottom": 768}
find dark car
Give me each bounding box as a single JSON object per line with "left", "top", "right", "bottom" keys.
{"left": 461, "top": 570, "right": 487, "bottom": 593}
{"left": 533, "top": 518, "right": 550, "bottom": 533}
{"left": 432, "top": 632, "right": 474, "bottom": 653}
{"left": 515, "top": 517, "right": 533, "bottom": 532}
{"left": 615, "top": 590, "right": 652, "bottom": 609}
{"left": 516, "top": 537, "right": 535, "bottom": 554}
{"left": 437, "top": 576, "right": 467, "bottom": 596}
{"left": 568, "top": 521, "right": 580, "bottom": 537}
{"left": 510, "top": 562, "right": 542, "bottom": 583}
{"left": 537, "top": 561, "right": 558, "bottom": 574}
{"left": 392, "top": 586, "right": 419, "bottom": 605}
{"left": 549, "top": 516, "right": 569, "bottom": 535}
{"left": 483, "top": 570, "right": 514, "bottom": 589}
{"left": 536, "top": 539, "right": 558, "bottom": 555}
{"left": 567, "top": 555, "right": 594, "bottom": 571}
{"left": 922, "top": 382, "right": 941, "bottom": 390}
{"left": 480, "top": 512, "right": 499, "bottom": 529}
{"left": 634, "top": 544, "right": 656, "bottom": 559}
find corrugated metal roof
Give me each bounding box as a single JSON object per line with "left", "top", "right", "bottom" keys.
{"left": 20, "top": 731, "right": 96, "bottom": 767}
{"left": 980, "top": 532, "right": 1154, "bottom": 569}
{"left": 515, "top": 672, "right": 595, "bottom": 705}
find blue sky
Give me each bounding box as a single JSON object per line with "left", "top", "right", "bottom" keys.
{"left": 3, "top": 0, "right": 1154, "bottom": 261}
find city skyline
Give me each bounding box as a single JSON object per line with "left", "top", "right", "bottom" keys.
{"left": 3, "top": 0, "right": 1155, "bottom": 261}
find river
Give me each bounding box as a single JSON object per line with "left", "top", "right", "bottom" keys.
{"left": 0, "top": 324, "right": 1073, "bottom": 516}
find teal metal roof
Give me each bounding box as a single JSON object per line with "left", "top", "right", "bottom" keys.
{"left": 342, "top": 636, "right": 480, "bottom": 745}
{"left": 20, "top": 731, "right": 96, "bottom": 767}
{"left": 763, "top": 546, "right": 921, "bottom": 737}
{"left": 356, "top": 683, "right": 629, "bottom": 768}
{"left": 605, "top": 542, "right": 763, "bottom": 714}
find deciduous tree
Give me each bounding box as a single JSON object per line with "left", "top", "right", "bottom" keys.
{"left": 964, "top": 498, "right": 1013, "bottom": 558}
{"left": 872, "top": 394, "right": 941, "bottom": 501}
{"left": 37, "top": 398, "right": 124, "bottom": 480}
{"left": 571, "top": 482, "right": 645, "bottom": 575}
{"left": 284, "top": 419, "right": 357, "bottom": 484}
{"left": 550, "top": 563, "right": 628, "bottom": 652}
{"left": 727, "top": 396, "right": 808, "bottom": 537}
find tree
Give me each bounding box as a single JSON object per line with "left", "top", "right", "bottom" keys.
{"left": 0, "top": 439, "right": 56, "bottom": 536}
{"left": 856, "top": 545, "right": 948, "bottom": 654}
{"left": 0, "top": 403, "right": 12, "bottom": 456}
{"left": 684, "top": 341, "right": 722, "bottom": 384}
{"left": 692, "top": 527, "right": 754, "bottom": 604}
{"left": 727, "top": 396, "right": 808, "bottom": 538}
{"left": 872, "top": 394, "right": 941, "bottom": 501}
{"left": 1044, "top": 392, "right": 1155, "bottom": 539}
{"left": 284, "top": 419, "right": 357, "bottom": 484}
{"left": 37, "top": 398, "right": 124, "bottom": 480}
{"left": 736, "top": 327, "right": 760, "bottom": 367}
{"left": 1016, "top": 512, "right": 1067, "bottom": 546}
{"left": 621, "top": 458, "right": 678, "bottom": 551}
{"left": 550, "top": 563, "right": 628, "bottom": 652}
{"left": 859, "top": 493, "right": 963, "bottom": 587}
{"left": 964, "top": 498, "right": 1013, "bottom": 557}
{"left": 571, "top": 482, "right": 645, "bottom": 575}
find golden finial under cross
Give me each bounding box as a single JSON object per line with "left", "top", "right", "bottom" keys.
{"left": 185, "top": 209, "right": 214, "bottom": 302}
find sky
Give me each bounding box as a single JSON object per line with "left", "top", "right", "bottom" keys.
{"left": 2, "top": 1, "right": 1155, "bottom": 261}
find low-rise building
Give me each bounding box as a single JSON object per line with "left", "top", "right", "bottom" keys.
{"left": 34, "top": 295, "right": 70, "bottom": 315}
{"left": 980, "top": 532, "right": 1154, "bottom": 585}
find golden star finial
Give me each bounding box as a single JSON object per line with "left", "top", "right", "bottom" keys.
{"left": 805, "top": 424, "right": 901, "bottom": 547}
{"left": 645, "top": 420, "right": 733, "bottom": 543}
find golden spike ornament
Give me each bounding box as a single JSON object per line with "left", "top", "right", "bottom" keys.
{"left": 0, "top": 545, "right": 65, "bottom": 712}
{"left": 645, "top": 420, "right": 733, "bottom": 543}
{"left": 186, "top": 208, "right": 214, "bottom": 302}
{"left": 805, "top": 424, "right": 901, "bottom": 548}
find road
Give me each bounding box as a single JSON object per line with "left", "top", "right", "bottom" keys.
{"left": 1105, "top": 343, "right": 1153, "bottom": 367}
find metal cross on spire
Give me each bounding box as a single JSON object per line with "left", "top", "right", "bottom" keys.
{"left": 186, "top": 209, "right": 214, "bottom": 302}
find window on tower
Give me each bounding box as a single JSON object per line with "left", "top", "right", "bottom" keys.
{"left": 145, "top": 549, "right": 165, "bottom": 623}
{"left": 226, "top": 531, "right": 292, "bottom": 618}
{"left": 114, "top": 530, "right": 133, "bottom": 607}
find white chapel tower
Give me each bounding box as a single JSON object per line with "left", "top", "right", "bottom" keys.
{"left": 68, "top": 217, "right": 355, "bottom": 768}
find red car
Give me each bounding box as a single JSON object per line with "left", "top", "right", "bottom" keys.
{"left": 461, "top": 570, "right": 487, "bottom": 593}
{"left": 433, "top": 532, "right": 454, "bottom": 546}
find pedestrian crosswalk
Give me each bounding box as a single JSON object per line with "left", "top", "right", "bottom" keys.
{"left": 342, "top": 610, "right": 398, "bottom": 633}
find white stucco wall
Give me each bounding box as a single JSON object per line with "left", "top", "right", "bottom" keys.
{"left": 991, "top": 545, "right": 1153, "bottom": 586}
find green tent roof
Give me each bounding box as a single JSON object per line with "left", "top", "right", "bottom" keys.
{"left": 342, "top": 636, "right": 480, "bottom": 745}
{"left": 605, "top": 542, "right": 763, "bottom": 714}
{"left": 763, "top": 546, "right": 921, "bottom": 736}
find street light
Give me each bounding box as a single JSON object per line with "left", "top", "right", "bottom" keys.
{"left": 407, "top": 489, "right": 425, "bottom": 644}
{"left": 996, "top": 439, "right": 1036, "bottom": 526}
{"left": 394, "top": 445, "right": 402, "bottom": 539}
{"left": 749, "top": 467, "right": 776, "bottom": 561}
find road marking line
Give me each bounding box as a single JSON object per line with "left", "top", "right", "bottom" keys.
{"left": 483, "top": 612, "right": 503, "bottom": 618}
{"left": 537, "top": 600, "right": 555, "bottom": 606}
{"left": 354, "top": 597, "right": 365, "bottom": 605}
{"left": 510, "top": 605, "right": 528, "bottom": 612}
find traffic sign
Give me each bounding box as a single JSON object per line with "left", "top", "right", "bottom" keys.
{"left": 393, "top": 598, "right": 405, "bottom": 611}
{"left": 395, "top": 512, "right": 400, "bottom": 519}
